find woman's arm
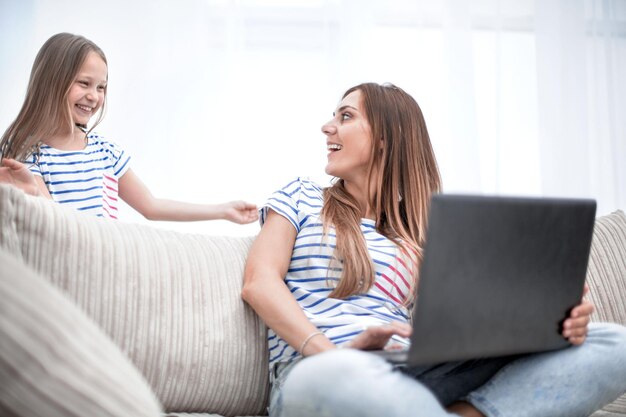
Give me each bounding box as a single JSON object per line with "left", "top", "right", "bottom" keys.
{"left": 118, "top": 168, "right": 258, "bottom": 224}
{"left": 0, "top": 158, "right": 51, "bottom": 198}
{"left": 241, "top": 209, "right": 336, "bottom": 356}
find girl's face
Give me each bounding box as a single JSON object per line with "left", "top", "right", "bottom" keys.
{"left": 67, "top": 51, "right": 107, "bottom": 126}
{"left": 322, "top": 90, "right": 374, "bottom": 183}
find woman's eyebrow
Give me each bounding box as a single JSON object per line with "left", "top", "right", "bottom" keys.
{"left": 333, "top": 105, "right": 358, "bottom": 116}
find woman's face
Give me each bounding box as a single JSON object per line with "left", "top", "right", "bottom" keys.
{"left": 67, "top": 51, "right": 107, "bottom": 126}
{"left": 321, "top": 89, "right": 374, "bottom": 183}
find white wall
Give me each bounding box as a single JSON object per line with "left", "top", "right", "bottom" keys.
{"left": 1, "top": 0, "right": 624, "bottom": 236}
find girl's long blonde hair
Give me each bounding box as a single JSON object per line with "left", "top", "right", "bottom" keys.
{"left": 321, "top": 83, "right": 441, "bottom": 302}
{"left": 0, "top": 32, "right": 107, "bottom": 161}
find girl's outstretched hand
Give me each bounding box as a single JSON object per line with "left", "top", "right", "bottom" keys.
{"left": 0, "top": 158, "right": 39, "bottom": 196}
{"left": 345, "top": 321, "right": 412, "bottom": 351}
{"left": 562, "top": 284, "right": 594, "bottom": 345}
{"left": 222, "top": 200, "right": 259, "bottom": 224}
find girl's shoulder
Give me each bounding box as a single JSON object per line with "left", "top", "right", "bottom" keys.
{"left": 84, "top": 133, "right": 131, "bottom": 168}
{"left": 86, "top": 132, "right": 120, "bottom": 147}
{"left": 86, "top": 132, "right": 127, "bottom": 154}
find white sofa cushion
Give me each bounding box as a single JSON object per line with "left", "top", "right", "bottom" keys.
{"left": 0, "top": 184, "right": 269, "bottom": 416}
{"left": 0, "top": 249, "right": 163, "bottom": 417}
{"left": 586, "top": 210, "right": 626, "bottom": 414}
{"left": 587, "top": 210, "right": 626, "bottom": 326}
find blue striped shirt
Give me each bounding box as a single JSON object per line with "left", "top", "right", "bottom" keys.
{"left": 262, "top": 177, "right": 415, "bottom": 367}
{"left": 24, "top": 133, "right": 131, "bottom": 219}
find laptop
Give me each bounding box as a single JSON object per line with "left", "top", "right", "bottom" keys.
{"left": 376, "top": 193, "right": 596, "bottom": 366}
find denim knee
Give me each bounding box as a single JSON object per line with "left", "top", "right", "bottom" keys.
{"left": 279, "top": 349, "right": 455, "bottom": 417}
{"left": 587, "top": 322, "right": 626, "bottom": 377}
{"left": 285, "top": 349, "right": 394, "bottom": 393}
{"left": 587, "top": 322, "right": 626, "bottom": 354}
{"left": 465, "top": 322, "right": 626, "bottom": 417}
{"left": 278, "top": 350, "right": 395, "bottom": 417}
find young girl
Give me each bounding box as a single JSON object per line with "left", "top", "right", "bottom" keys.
{"left": 0, "top": 32, "right": 257, "bottom": 224}
{"left": 242, "top": 82, "right": 626, "bottom": 417}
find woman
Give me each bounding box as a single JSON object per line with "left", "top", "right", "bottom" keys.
{"left": 242, "top": 82, "right": 626, "bottom": 417}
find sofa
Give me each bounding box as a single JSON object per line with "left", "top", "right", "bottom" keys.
{"left": 0, "top": 182, "right": 624, "bottom": 417}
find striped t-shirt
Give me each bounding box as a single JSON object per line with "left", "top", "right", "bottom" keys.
{"left": 261, "top": 177, "right": 416, "bottom": 367}
{"left": 25, "top": 133, "right": 131, "bottom": 219}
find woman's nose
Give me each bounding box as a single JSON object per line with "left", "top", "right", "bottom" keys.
{"left": 321, "top": 122, "right": 336, "bottom": 136}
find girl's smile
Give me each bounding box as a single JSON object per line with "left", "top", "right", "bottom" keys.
{"left": 74, "top": 104, "right": 95, "bottom": 119}
{"left": 68, "top": 51, "right": 107, "bottom": 126}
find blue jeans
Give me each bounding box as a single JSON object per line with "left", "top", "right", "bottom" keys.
{"left": 269, "top": 322, "right": 626, "bottom": 417}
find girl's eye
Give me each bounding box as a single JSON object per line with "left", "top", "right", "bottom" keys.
{"left": 97, "top": 85, "right": 106, "bottom": 91}
{"left": 78, "top": 80, "right": 88, "bottom": 86}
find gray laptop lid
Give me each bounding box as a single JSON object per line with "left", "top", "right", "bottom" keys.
{"left": 404, "top": 194, "right": 596, "bottom": 366}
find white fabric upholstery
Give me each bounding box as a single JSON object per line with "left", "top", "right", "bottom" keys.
{"left": 587, "top": 210, "right": 626, "bottom": 414}
{"left": 0, "top": 249, "right": 163, "bottom": 417}
{"left": 587, "top": 210, "right": 626, "bottom": 326}
{"left": 0, "top": 184, "right": 269, "bottom": 416}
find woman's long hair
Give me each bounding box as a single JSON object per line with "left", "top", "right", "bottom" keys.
{"left": 322, "top": 83, "right": 441, "bottom": 303}
{"left": 0, "top": 32, "right": 107, "bottom": 161}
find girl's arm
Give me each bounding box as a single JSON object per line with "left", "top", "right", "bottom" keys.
{"left": 241, "top": 209, "right": 336, "bottom": 356}
{"left": 118, "top": 168, "right": 258, "bottom": 224}
{"left": 0, "top": 158, "right": 51, "bottom": 198}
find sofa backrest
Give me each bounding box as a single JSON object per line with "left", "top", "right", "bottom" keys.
{"left": 585, "top": 209, "right": 626, "bottom": 414}
{"left": 0, "top": 185, "right": 269, "bottom": 416}
{"left": 586, "top": 210, "right": 626, "bottom": 327}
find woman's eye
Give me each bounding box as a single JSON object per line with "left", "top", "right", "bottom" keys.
{"left": 341, "top": 112, "right": 351, "bottom": 121}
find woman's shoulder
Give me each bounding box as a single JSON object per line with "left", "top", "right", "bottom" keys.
{"left": 276, "top": 176, "right": 324, "bottom": 201}
{"left": 262, "top": 177, "right": 324, "bottom": 229}
{"left": 267, "top": 176, "right": 323, "bottom": 208}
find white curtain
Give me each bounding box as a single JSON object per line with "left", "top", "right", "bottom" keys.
{"left": 0, "top": 0, "right": 624, "bottom": 235}
{"left": 535, "top": 0, "right": 626, "bottom": 215}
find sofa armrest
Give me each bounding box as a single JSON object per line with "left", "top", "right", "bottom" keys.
{"left": 0, "top": 184, "right": 269, "bottom": 416}
{"left": 0, "top": 249, "right": 163, "bottom": 417}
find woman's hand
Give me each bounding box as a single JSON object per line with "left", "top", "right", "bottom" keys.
{"left": 0, "top": 158, "right": 40, "bottom": 196}
{"left": 344, "top": 321, "right": 412, "bottom": 351}
{"left": 563, "top": 284, "right": 594, "bottom": 345}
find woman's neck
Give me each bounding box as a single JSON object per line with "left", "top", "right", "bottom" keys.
{"left": 343, "top": 179, "right": 376, "bottom": 220}
{"left": 46, "top": 125, "right": 87, "bottom": 151}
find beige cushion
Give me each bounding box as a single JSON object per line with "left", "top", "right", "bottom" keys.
{"left": 0, "top": 249, "right": 162, "bottom": 417}
{"left": 0, "top": 184, "right": 269, "bottom": 415}
{"left": 586, "top": 210, "right": 626, "bottom": 414}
